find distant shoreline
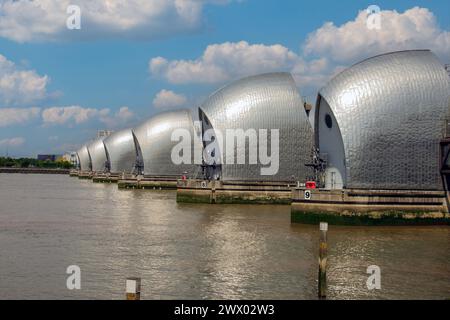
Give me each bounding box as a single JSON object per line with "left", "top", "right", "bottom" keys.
{"left": 0, "top": 167, "right": 70, "bottom": 174}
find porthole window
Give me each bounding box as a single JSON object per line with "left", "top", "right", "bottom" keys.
{"left": 325, "top": 114, "right": 333, "bottom": 129}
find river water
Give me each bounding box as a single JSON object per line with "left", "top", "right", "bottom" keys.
{"left": 0, "top": 174, "right": 448, "bottom": 300}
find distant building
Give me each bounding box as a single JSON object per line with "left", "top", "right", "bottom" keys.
{"left": 62, "top": 152, "right": 78, "bottom": 166}
{"left": 97, "top": 130, "right": 113, "bottom": 139}
{"left": 37, "top": 154, "right": 61, "bottom": 161}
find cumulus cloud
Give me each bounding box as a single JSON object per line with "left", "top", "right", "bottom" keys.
{"left": 113, "top": 106, "right": 134, "bottom": 122}
{"left": 41, "top": 106, "right": 109, "bottom": 126}
{"left": 303, "top": 6, "right": 450, "bottom": 63}
{"left": 149, "top": 41, "right": 340, "bottom": 96}
{"left": 0, "top": 0, "right": 234, "bottom": 42}
{"left": 149, "top": 7, "right": 450, "bottom": 98}
{"left": 41, "top": 105, "right": 136, "bottom": 128}
{"left": 153, "top": 89, "right": 187, "bottom": 109}
{"left": 0, "top": 137, "right": 25, "bottom": 147}
{"left": 0, "top": 54, "right": 50, "bottom": 106}
{"left": 99, "top": 106, "right": 136, "bottom": 128}
{"left": 149, "top": 41, "right": 300, "bottom": 84}
{"left": 0, "top": 107, "right": 41, "bottom": 127}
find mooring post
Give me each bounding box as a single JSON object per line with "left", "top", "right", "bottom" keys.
{"left": 318, "top": 222, "right": 328, "bottom": 299}
{"left": 126, "top": 277, "right": 141, "bottom": 300}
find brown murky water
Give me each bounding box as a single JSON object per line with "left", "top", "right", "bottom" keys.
{"left": 0, "top": 174, "right": 449, "bottom": 299}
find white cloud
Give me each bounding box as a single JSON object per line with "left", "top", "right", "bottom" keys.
{"left": 0, "top": 137, "right": 25, "bottom": 147}
{"left": 42, "top": 106, "right": 109, "bottom": 126}
{"left": 149, "top": 57, "right": 169, "bottom": 75}
{"left": 99, "top": 106, "right": 136, "bottom": 128}
{"left": 150, "top": 41, "right": 300, "bottom": 84}
{"left": 0, "top": 0, "right": 234, "bottom": 43}
{"left": 303, "top": 7, "right": 450, "bottom": 63}
{"left": 114, "top": 106, "right": 134, "bottom": 122}
{"left": 149, "top": 7, "right": 450, "bottom": 99}
{"left": 0, "top": 107, "right": 41, "bottom": 127}
{"left": 0, "top": 54, "right": 50, "bottom": 106}
{"left": 153, "top": 89, "right": 187, "bottom": 109}
{"left": 148, "top": 41, "right": 340, "bottom": 97}
{"left": 41, "top": 105, "right": 136, "bottom": 128}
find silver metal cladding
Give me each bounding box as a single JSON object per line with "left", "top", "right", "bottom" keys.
{"left": 77, "top": 145, "right": 91, "bottom": 172}
{"left": 317, "top": 50, "right": 450, "bottom": 190}
{"left": 132, "top": 109, "right": 201, "bottom": 177}
{"left": 103, "top": 128, "right": 137, "bottom": 174}
{"left": 199, "top": 72, "right": 314, "bottom": 182}
{"left": 87, "top": 138, "right": 108, "bottom": 173}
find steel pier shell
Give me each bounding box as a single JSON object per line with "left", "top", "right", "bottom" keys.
{"left": 77, "top": 145, "right": 91, "bottom": 172}
{"left": 317, "top": 50, "right": 450, "bottom": 190}
{"left": 87, "top": 138, "right": 108, "bottom": 173}
{"left": 103, "top": 128, "right": 136, "bottom": 174}
{"left": 132, "top": 109, "right": 200, "bottom": 177}
{"left": 199, "top": 72, "right": 314, "bottom": 182}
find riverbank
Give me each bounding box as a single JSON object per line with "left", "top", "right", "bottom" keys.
{"left": 0, "top": 167, "right": 70, "bottom": 174}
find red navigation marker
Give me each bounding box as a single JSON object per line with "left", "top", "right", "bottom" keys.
{"left": 305, "top": 181, "right": 316, "bottom": 189}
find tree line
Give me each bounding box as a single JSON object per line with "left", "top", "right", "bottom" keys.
{"left": 0, "top": 157, "right": 73, "bottom": 169}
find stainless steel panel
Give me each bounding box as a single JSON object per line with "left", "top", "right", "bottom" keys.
{"left": 87, "top": 138, "right": 107, "bottom": 173}
{"left": 199, "top": 72, "right": 314, "bottom": 182}
{"left": 318, "top": 50, "right": 450, "bottom": 190}
{"left": 132, "top": 109, "right": 201, "bottom": 177}
{"left": 103, "top": 128, "right": 136, "bottom": 174}
{"left": 77, "top": 145, "right": 91, "bottom": 172}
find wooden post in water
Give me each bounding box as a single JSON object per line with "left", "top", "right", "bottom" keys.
{"left": 318, "top": 222, "right": 328, "bottom": 299}
{"left": 126, "top": 277, "right": 141, "bottom": 300}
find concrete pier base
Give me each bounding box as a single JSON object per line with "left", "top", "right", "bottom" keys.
{"left": 69, "top": 170, "right": 79, "bottom": 177}
{"left": 118, "top": 175, "right": 178, "bottom": 190}
{"left": 177, "top": 179, "right": 294, "bottom": 204}
{"left": 92, "top": 173, "right": 119, "bottom": 183}
{"left": 78, "top": 171, "right": 93, "bottom": 180}
{"left": 291, "top": 188, "right": 449, "bottom": 225}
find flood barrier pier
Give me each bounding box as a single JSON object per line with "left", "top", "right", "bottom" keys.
{"left": 291, "top": 188, "right": 449, "bottom": 225}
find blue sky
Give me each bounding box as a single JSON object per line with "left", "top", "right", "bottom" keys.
{"left": 0, "top": 0, "right": 449, "bottom": 157}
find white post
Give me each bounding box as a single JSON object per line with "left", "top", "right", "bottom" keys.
{"left": 126, "top": 277, "right": 141, "bottom": 300}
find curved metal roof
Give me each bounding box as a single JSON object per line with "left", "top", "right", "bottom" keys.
{"left": 199, "top": 72, "right": 314, "bottom": 182}
{"left": 103, "top": 128, "right": 136, "bottom": 174}
{"left": 132, "top": 109, "right": 200, "bottom": 176}
{"left": 318, "top": 50, "right": 450, "bottom": 190}
{"left": 87, "top": 138, "right": 107, "bottom": 173}
{"left": 77, "top": 145, "right": 91, "bottom": 172}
